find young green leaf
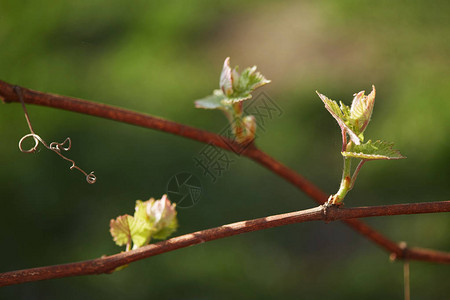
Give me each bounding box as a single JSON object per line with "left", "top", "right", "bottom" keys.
{"left": 134, "top": 199, "right": 152, "bottom": 223}
{"left": 316, "top": 91, "right": 361, "bottom": 144}
{"left": 194, "top": 57, "right": 270, "bottom": 145}
{"left": 147, "top": 194, "right": 178, "bottom": 239}
{"left": 109, "top": 214, "right": 152, "bottom": 250}
{"left": 349, "top": 86, "right": 376, "bottom": 135}
{"left": 316, "top": 86, "right": 377, "bottom": 145}
{"left": 130, "top": 200, "right": 154, "bottom": 248}
{"left": 153, "top": 217, "right": 178, "bottom": 240}
{"left": 129, "top": 216, "right": 152, "bottom": 249}
{"left": 110, "top": 215, "right": 134, "bottom": 247}
{"left": 342, "top": 140, "right": 406, "bottom": 160}
{"left": 195, "top": 57, "right": 270, "bottom": 111}
{"left": 195, "top": 89, "right": 227, "bottom": 110}
{"left": 225, "top": 64, "right": 271, "bottom": 104}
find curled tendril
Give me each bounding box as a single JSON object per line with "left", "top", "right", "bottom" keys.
{"left": 18, "top": 134, "right": 97, "bottom": 184}
{"left": 18, "top": 133, "right": 40, "bottom": 153}
{"left": 14, "top": 86, "right": 96, "bottom": 184}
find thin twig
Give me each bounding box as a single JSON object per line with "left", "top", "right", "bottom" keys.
{"left": 0, "top": 201, "right": 449, "bottom": 287}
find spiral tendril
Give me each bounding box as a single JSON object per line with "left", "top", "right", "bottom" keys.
{"left": 14, "top": 86, "right": 96, "bottom": 184}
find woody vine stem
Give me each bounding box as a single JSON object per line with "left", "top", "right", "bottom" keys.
{"left": 0, "top": 202, "right": 449, "bottom": 286}
{"left": 0, "top": 77, "right": 449, "bottom": 286}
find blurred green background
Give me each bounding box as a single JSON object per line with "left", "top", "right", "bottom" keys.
{"left": 0, "top": 0, "right": 449, "bottom": 299}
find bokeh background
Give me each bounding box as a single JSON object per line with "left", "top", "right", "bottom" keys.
{"left": 0, "top": 1, "right": 449, "bottom": 299}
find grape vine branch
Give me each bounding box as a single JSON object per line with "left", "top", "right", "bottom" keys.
{"left": 0, "top": 80, "right": 449, "bottom": 286}
{"left": 0, "top": 201, "right": 449, "bottom": 286}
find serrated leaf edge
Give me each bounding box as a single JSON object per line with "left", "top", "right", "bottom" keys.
{"left": 341, "top": 151, "right": 405, "bottom": 160}
{"left": 342, "top": 140, "right": 406, "bottom": 160}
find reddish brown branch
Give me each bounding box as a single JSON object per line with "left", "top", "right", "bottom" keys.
{"left": 0, "top": 80, "right": 237, "bottom": 151}
{"left": 1, "top": 201, "right": 449, "bottom": 287}
{"left": 1, "top": 80, "right": 449, "bottom": 282}
{"left": 0, "top": 80, "right": 330, "bottom": 203}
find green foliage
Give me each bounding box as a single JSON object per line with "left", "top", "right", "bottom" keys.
{"left": 222, "top": 61, "right": 271, "bottom": 103}
{"left": 317, "top": 86, "right": 405, "bottom": 204}
{"left": 110, "top": 195, "right": 178, "bottom": 251}
{"left": 195, "top": 57, "right": 270, "bottom": 144}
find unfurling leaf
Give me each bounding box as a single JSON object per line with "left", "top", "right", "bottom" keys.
{"left": 152, "top": 217, "right": 178, "bottom": 240}
{"left": 195, "top": 57, "right": 270, "bottom": 145}
{"left": 224, "top": 62, "right": 271, "bottom": 104}
{"left": 349, "top": 86, "right": 376, "bottom": 134}
{"left": 134, "top": 199, "right": 151, "bottom": 223}
{"left": 147, "top": 194, "right": 178, "bottom": 240}
{"left": 342, "top": 140, "right": 406, "bottom": 160}
{"left": 316, "top": 86, "right": 377, "bottom": 145}
{"left": 316, "top": 91, "right": 361, "bottom": 144}
{"left": 110, "top": 195, "right": 178, "bottom": 251}
{"left": 220, "top": 57, "right": 234, "bottom": 97}
{"left": 195, "top": 57, "right": 270, "bottom": 111}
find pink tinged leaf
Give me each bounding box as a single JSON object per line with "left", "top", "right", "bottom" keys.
{"left": 134, "top": 199, "right": 152, "bottom": 222}
{"left": 361, "top": 85, "right": 376, "bottom": 132}
{"left": 149, "top": 198, "right": 165, "bottom": 223}
{"left": 160, "top": 195, "right": 177, "bottom": 225}
{"left": 316, "top": 91, "right": 361, "bottom": 145}
{"left": 147, "top": 194, "right": 176, "bottom": 225}
{"left": 220, "top": 57, "right": 234, "bottom": 96}
{"left": 110, "top": 215, "right": 133, "bottom": 246}
{"left": 350, "top": 85, "right": 376, "bottom": 134}
{"left": 151, "top": 195, "right": 178, "bottom": 240}
{"left": 350, "top": 90, "right": 365, "bottom": 109}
